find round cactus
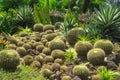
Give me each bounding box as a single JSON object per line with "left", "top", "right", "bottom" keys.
{"left": 51, "top": 63, "right": 60, "bottom": 71}
{"left": 75, "top": 41, "right": 93, "bottom": 57}
{"left": 19, "top": 32, "right": 28, "bottom": 37}
{"left": 33, "top": 23, "right": 43, "bottom": 32}
{"left": 16, "top": 47, "right": 26, "bottom": 57}
{"left": 48, "top": 39, "right": 65, "bottom": 51}
{"left": 94, "top": 39, "right": 114, "bottom": 54}
{"left": 73, "top": 65, "right": 89, "bottom": 80}
{"left": 54, "top": 58, "right": 63, "bottom": 65}
{"left": 45, "top": 33, "right": 57, "bottom": 41}
{"left": 67, "top": 28, "right": 85, "bottom": 46}
{"left": 30, "top": 61, "right": 41, "bottom": 69}
{"left": 51, "top": 49, "right": 65, "bottom": 59}
{"left": 23, "top": 55, "right": 34, "bottom": 65}
{"left": 40, "top": 68, "right": 53, "bottom": 78}
{"left": 42, "top": 47, "right": 51, "bottom": 55}
{"left": 43, "top": 24, "right": 54, "bottom": 32}
{"left": 45, "top": 30, "right": 53, "bottom": 34}
{"left": 6, "top": 44, "right": 17, "bottom": 50}
{"left": 36, "top": 45, "right": 44, "bottom": 53}
{"left": 44, "top": 56, "right": 54, "bottom": 63}
{"left": 92, "top": 74, "right": 103, "bottom": 80}
{"left": 34, "top": 55, "right": 44, "bottom": 64}
{"left": 87, "top": 48, "right": 105, "bottom": 65}
{"left": 0, "top": 49, "right": 20, "bottom": 71}
{"left": 61, "top": 76, "right": 72, "bottom": 80}
{"left": 23, "top": 43, "right": 32, "bottom": 50}
{"left": 60, "top": 65, "right": 67, "bottom": 72}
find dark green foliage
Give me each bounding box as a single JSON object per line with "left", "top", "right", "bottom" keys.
{"left": 14, "top": 5, "right": 34, "bottom": 27}
{"left": 91, "top": 5, "right": 120, "bottom": 42}
{"left": 0, "top": 49, "right": 20, "bottom": 71}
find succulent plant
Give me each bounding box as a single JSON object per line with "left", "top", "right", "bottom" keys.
{"left": 19, "top": 32, "right": 29, "bottom": 37}
{"left": 6, "top": 44, "right": 17, "bottom": 50}
{"left": 54, "top": 22, "right": 62, "bottom": 29}
{"left": 42, "top": 47, "right": 51, "bottom": 55}
{"left": 67, "top": 28, "right": 85, "bottom": 46}
{"left": 94, "top": 39, "right": 114, "bottom": 54}
{"left": 45, "top": 33, "right": 57, "bottom": 41}
{"left": 30, "top": 61, "right": 41, "bottom": 69}
{"left": 87, "top": 48, "right": 105, "bottom": 65}
{"left": 0, "top": 49, "right": 20, "bottom": 71}
{"left": 45, "top": 30, "right": 53, "bottom": 34}
{"left": 23, "top": 55, "right": 34, "bottom": 65}
{"left": 51, "top": 49, "right": 65, "bottom": 59}
{"left": 43, "top": 24, "right": 55, "bottom": 32}
{"left": 36, "top": 45, "right": 44, "bottom": 53}
{"left": 33, "top": 23, "right": 43, "bottom": 32}
{"left": 54, "top": 58, "right": 63, "bottom": 65}
{"left": 75, "top": 41, "right": 93, "bottom": 57}
{"left": 73, "top": 65, "right": 89, "bottom": 80}
{"left": 23, "top": 43, "right": 32, "bottom": 50}
{"left": 44, "top": 56, "right": 54, "bottom": 63}
{"left": 60, "top": 65, "right": 67, "bottom": 72}
{"left": 34, "top": 55, "right": 44, "bottom": 64}
{"left": 40, "top": 68, "right": 53, "bottom": 78}
{"left": 51, "top": 63, "right": 60, "bottom": 71}
{"left": 48, "top": 39, "right": 65, "bottom": 51}
{"left": 61, "top": 76, "right": 72, "bottom": 80}
{"left": 16, "top": 47, "right": 26, "bottom": 57}
{"left": 17, "top": 41, "right": 24, "bottom": 46}
{"left": 92, "top": 74, "right": 103, "bottom": 80}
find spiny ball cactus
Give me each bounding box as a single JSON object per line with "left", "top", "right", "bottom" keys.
{"left": 48, "top": 39, "right": 65, "bottom": 51}
{"left": 0, "top": 49, "right": 20, "bottom": 71}
{"left": 87, "top": 48, "right": 105, "bottom": 65}
{"left": 34, "top": 55, "right": 44, "bottom": 64}
{"left": 42, "top": 47, "right": 51, "bottom": 55}
{"left": 23, "top": 55, "right": 34, "bottom": 65}
{"left": 44, "top": 56, "right": 54, "bottom": 63}
{"left": 16, "top": 47, "right": 26, "bottom": 57}
{"left": 67, "top": 28, "right": 85, "bottom": 46}
{"left": 45, "top": 33, "right": 57, "bottom": 41}
{"left": 61, "top": 76, "right": 72, "bottom": 80}
{"left": 73, "top": 65, "right": 89, "bottom": 80}
{"left": 75, "top": 41, "right": 93, "bottom": 57}
{"left": 36, "top": 45, "right": 44, "bottom": 53}
{"left": 94, "top": 39, "right": 114, "bottom": 54}
{"left": 6, "top": 44, "right": 17, "bottom": 50}
{"left": 43, "top": 24, "right": 54, "bottom": 32}
{"left": 54, "top": 58, "right": 63, "bottom": 65}
{"left": 51, "top": 49, "right": 65, "bottom": 59}
{"left": 30, "top": 61, "right": 41, "bottom": 69}
{"left": 51, "top": 63, "right": 60, "bottom": 71}
{"left": 92, "top": 74, "right": 103, "bottom": 80}
{"left": 33, "top": 23, "right": 43, "bottom": 32}
{"left": 40, "top": 68, "right": 53, "bottom": 78}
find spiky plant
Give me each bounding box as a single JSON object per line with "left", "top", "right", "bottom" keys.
{"left": 91, "top": 5, "right": 120, "bottom": 42}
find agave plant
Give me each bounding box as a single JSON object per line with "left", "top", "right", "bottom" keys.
{"left": 14, "top": 5, "right": 34, "bottom": 27}
{"left": 91, "top": 5, "right": 120, "bottom": 42}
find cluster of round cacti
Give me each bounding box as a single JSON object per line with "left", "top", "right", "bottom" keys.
{"left": 0, "top": 22, "right": 117, "bottom": 80}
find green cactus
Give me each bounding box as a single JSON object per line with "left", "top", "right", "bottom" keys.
{"left": 0, "top": 49, "right": 20, "bottom": 71}
{"left": 51, "top": 49, "right": 65, "bottom": 59}
{"left": 75, "top": 41, "right": 93, "bottom": 57}
{"left": 33, "top": 23, "right": 43, "bottom": 32}
{"left": 87, "top": 48, "right": 105, "bottom": 65}
{"left": 94, "top": 39, "right": 114, "bottom": 54}
{"left": 73, "top": 65, "right": 89, "bottom": 80}
{"left": 48, "top": 39, "right": 65, "bottom": 51}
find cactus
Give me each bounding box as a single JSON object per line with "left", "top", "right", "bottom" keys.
{"left": 73, "top": 65, "right": 89, "bottom": 80}
{"left": 43, "top": 25, "right": 54, "bottom": 32}
{"left": 16, "top": 47, "right": 26, "bottom": 57}
{"left": 42, "top": 47, "right": 51, "bottom": 55}
{"left": 61, "top": 76, "right": 72, "bottom": 80}
{"left": 87, "top": 48, "right": 105, "bottom": 65}
{"left": 48, "top": 39, "right": 65, "bottom": 51}
{"left": 75, "top": 41, "right": 93, "bottom": 57}
{"left": 94, "top": 39, "right": 114, "bottom": 54}
{"left": 44, "top": 56, "right": 54, "bottom": 63}
{"left": 30, "top": 61, "right": 41, "bottom": 69}
{"left": 67, "top": 28, "right": 85, "bottom": 46}
{"left": 0, "top": 49, "right": 20, "bottom": 71}
{"left": 33, "top": 23, "right": 43, "bottom": 32}
{"left": 51, "top": 49, "right": 65, "bottom": 59}
{"left": 23, "top": 55, "right": 34, "bottom": 65}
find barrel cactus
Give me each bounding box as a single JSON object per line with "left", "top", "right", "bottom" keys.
{"left": 75, "top": 41, "right": 93, "bottom": 57}
{"left": 0, "top": 49, "right": 20, "bottom": 71}
{"left": 33, "top": 23, "right": 43, "bottom": 32}
{"left": 87, "top": 48, "right": 106, "bottom": 65}
{"left": 94, "top": 39, "right": 114, "bottom": 54}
